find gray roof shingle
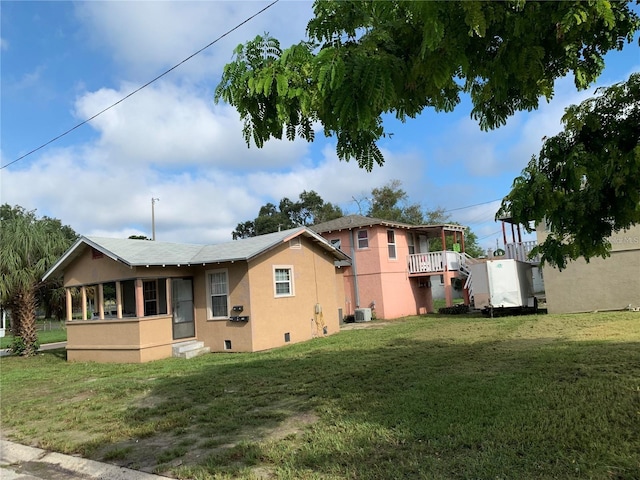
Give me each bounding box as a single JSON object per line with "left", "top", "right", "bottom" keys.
{"left": 43, "top": 227, "right": 350, "bottom": 281}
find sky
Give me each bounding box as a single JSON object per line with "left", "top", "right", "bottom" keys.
{"left": 1, "top": 1, "right": 639, "bottom": 253}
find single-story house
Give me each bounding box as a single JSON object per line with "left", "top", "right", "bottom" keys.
{"left": 42, "top": 227, "right": 350, "bottom": 363}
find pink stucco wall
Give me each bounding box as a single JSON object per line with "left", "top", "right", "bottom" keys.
{"left": 324, "top": 226, "right": 432, "bottom": 319}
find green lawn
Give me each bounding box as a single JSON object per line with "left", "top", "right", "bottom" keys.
{"left": 0, "top": 320, "right": 67, "bottom": 349}
{"left": 1, "top": 311, "right": 639, "bottom": 479}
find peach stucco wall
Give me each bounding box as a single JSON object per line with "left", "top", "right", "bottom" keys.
{"left": 192, "top": 263, "right": 255, "bottom": 353}
{"left": 192, "top": 237, "right": 342, "bottom": 353}
{"left": 66, "top": 315, "right": 173, "bottom": 363}
{"left": 246, "top": 239, "right": 341, "bottom": 351}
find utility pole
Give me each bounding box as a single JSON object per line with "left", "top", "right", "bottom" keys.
{"left": 151, "top": 197, "right": 160, "bottom": 241}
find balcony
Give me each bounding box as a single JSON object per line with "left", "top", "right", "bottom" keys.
{"left": 407, "top": 251, "right": 470, "bottom": 275}
{"left": 505, "top": 241, "right": 540, "bottom": 264}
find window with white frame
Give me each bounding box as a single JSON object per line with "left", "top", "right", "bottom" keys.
{"left": 274, "top": 266, "right": 294, "bottom": 297}
{"left": 207, "top": 269, "right": 228, "bottom": 318}
{"left": 407, "top": 233, "right": 415, "bottom": 255}
{"left": 387, "top": 230, "right": 397, "bottom": 259}
{"left": 357, "top": 229, "right": 369, "bottom": 249}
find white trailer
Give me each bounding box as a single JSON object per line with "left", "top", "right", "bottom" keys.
{"left": 468, "top": 259, "right": 538, "bottom": 315}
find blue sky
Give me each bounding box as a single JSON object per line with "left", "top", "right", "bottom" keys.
{"left": 1, "top": 1, "right": 639, "bottom": 252}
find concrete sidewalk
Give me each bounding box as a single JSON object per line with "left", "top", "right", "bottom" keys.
{"left": 0, "top": 439, "right": 172, "bottom": 480}
{"left": 0, "top": 342, "right": 67, "bottom": 357}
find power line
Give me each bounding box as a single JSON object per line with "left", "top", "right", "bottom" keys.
{"left": 1, "top": 0, "right": 280, "bottom": 170}
{"left": 443, "top": 197, "right": 504, "bottom": 213}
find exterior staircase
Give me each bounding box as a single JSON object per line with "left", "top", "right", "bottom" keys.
{"left": 458, "top": 253, "right": 477, "bottom": 305}
{"left": 172, "top": 340, "right": 210, "bottom": 359}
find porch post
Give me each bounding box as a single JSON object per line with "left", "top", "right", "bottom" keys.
{"left": 166, "top": 278, "right": 172, "bottom": 316}
{"left": 115, "top": 281, "right": 123, "bottom": 319}
{"left": 462, "top": 285, "right": 470, "bottom": 306}
{"left": 502, "top": 221, "right": 507, "bottom": 246}
{"left": 460, "top": 229, "right": 466, "bottom": 253}
{"left": 135, "top": 279, "right": 144, "bottom": 317}
{"left": 66, "top": 288, "right": 72, "bottom": 322}
{"left": 98, "top": 284, "right": 105, "bottom": 319}
{"left": 81, "top": 286, "right": 87, "bottom": 320}
{"left": 441, "top": 228, "right": 446, "bottom": 255}
{"left": 444, "top": 272, "right": 453, "bottom": 307}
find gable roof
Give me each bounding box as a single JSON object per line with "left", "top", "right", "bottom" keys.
{"left": 43, "top": 227, "right": 350, "bottom": 281}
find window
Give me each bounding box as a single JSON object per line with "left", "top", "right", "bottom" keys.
{"left": 407, "top": 234, "right": 415, "bottom": 255}
{"left": 330, "top": 238, "right": 341, "bottom": 250}
{"left": 141, "top": 279, "right": 168, "bottom": 316}
{"left": 357, "top": 230, "right": 368, "bottom": 249}
{"left": 208, "top": 270, "right": 228, "bottom": 318}
{"left": 387, "top": 230, "right": 397, "bottom": 259}
{"left": 274, "top": 266, "right": 294, "bottom": 297}
{"left": 143, "top": 280, "right": 158, "bottom": 316}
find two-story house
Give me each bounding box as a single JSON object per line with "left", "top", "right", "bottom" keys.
{"left": 312, "top": 215, "right": 472, "bottom": 319}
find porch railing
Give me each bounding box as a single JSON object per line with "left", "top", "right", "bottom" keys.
{"left": 407, "top": 251, "right": 470, "bottom": 274}
{"left": 505, "top": 241, "right": 540, "bottom": 263}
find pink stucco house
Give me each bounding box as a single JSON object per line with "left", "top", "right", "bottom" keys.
{"left": 312, "top": 215, "right": 472, "bottom": 320}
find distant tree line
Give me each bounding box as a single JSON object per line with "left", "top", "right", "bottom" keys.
{"left": 232, "top": 180, "right": 484, "bottom": 257}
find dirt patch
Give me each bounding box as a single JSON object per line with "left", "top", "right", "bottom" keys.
{"left": 263, "top": 411, "right": 318, "bottom": 442}
{"left": 93, "top": 407, "right": 319, "bottom": 477}
{"left": 341, "top": 321, "right": 390, "bottom": 330}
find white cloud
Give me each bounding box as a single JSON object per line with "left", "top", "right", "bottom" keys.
{"left": 73, "top": 81, "right": 311, "bottom": 169}
{"left": 74, "top": 1, "right": 314, "bottom": 81}
{"left": 0, "top": 37, "right": 8, "bottom": 51}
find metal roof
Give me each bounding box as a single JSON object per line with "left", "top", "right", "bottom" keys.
{"left": 43, "top": 227, "right": 350, "bottom": 281}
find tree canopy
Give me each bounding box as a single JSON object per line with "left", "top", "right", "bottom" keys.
{"left": 367, "top": 179, "right": 424, "bottom": 225}
{"left": 216, "top": 1, "right": 639, "bottom": 170}
{"left": 0, "top": 205, "right": 77, "bottom": 355}
{"left": 366, "top": 180, "right": 485, "bottom": 257}
{"left": 498, "top": 72, "right": 640, "bottom": 270}
{"left": 232, "top": 190, "right": 343, "bottom": 239}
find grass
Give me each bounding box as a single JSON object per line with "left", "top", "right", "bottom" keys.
{"left": 1, "top": 311, "right": 639, "bottom": 479}
{"left": 0, "top": 320, "right": 67, "bottom": 349}
{"left": 432, "top": 297, "right": 465, "bottom": 311}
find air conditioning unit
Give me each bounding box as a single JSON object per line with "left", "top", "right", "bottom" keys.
{"left": 354, "top": 308, "right": 372, "bottom": 322}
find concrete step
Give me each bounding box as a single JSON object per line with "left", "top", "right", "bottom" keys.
{"left": 181, "top": 346, "right": 210, "bottom": 359}
{"left": 172, "top": 340, "right": 209, "bottom": 358}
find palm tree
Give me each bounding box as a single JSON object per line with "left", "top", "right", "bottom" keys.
{"left": 0, "top": 205, "right": 75, "bottom": 356}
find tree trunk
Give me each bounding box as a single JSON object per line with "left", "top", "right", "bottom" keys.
{"left": 14, "top": 288, "right": 38, "bottom": 356}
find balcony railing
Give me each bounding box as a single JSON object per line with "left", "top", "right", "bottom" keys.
{"left": 407, "top": 251, "right": 469, "bottom": 275}
{"left": 505, "top": 241, "right": 540, "bottom": 263}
